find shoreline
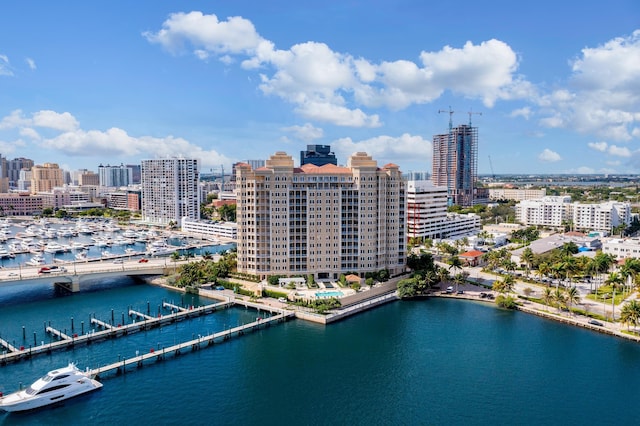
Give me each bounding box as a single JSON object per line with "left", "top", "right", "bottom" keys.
{"left": 146, "top": 273, "right": 640, "bottom": 343}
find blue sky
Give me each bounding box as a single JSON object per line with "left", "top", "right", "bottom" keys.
{"left": 1, "top": 1, "right": 639, "bottom": 176}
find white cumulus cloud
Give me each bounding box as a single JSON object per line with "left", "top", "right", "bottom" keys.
{"left": 145, "top": 12, "right": 529, "bottom": 128}
{"left": 538, "top": 30, "right": 640, "bottom": 141}
{"left": 538, "top": 148, "right": 561, "bottom": 162}
{"left": 282, "top": 123, "right": 324, "bottom": 141}
{"left": 588, "top": 141, "right": 608, "bottom": 152}
{"left": 608, "top": 144, "right": 632, "bottom": 157}
{"left": 0, "top": 109, "right": 233, "bottom": 169}
{"left": 332, "top": 133, "right": 432, "bottom": 166}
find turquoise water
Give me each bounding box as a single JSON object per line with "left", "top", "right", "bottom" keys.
{"left": 0, "top": 281, "right": 639, "bottom": 425}
{"left": 315, "top": 291, "right": 344, "bottom": 298}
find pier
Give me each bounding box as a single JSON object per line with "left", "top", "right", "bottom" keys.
{"left": 128, "top": 309, "right": 154, "bottom": 321}
{"left": 0, "top": 300, "right": 290, "bottom": 365}
{"left": 89, "top": 311, "right": 292, "bottom": 378}
{"left": 162, "top": 301, "right": 188, "bottom": 312}
{"left": 0, "top": 337, "right": 18, "bottom": 353}
{"left": 45, "top": 326, "right": 73, "bottom": 341}
{"left": 90, "top": 317, "right": 114, "bottom": 330}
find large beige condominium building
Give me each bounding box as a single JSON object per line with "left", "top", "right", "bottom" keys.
{"left": 489, "top": 188, "right": 546, "bottom": 201}
{"left": 236, "top": 151, "right": 406, "bottom": 280}
{"left": 31, "top": 163, "right": 64, "bottom": 194}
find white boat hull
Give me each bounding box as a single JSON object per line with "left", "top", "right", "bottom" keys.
{"left": 0, "top": 378, "right": 102, "bottom": 412}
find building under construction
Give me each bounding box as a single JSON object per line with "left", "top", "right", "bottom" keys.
{"left": 432, "top": 123, "right": 478, "bottom": 207}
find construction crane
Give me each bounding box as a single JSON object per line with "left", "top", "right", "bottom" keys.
{"left": 438, "top": 106, "right": 455, "bottom": 132}
{"left": 488, "top": 155, "right": 496, "bottom": 180}
{"left": 468, "top": 109, "right": 482, "bottom": 126}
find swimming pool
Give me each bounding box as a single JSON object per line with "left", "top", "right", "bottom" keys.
{"left": 315, "top": 291, "right": 344, "bottom": 298}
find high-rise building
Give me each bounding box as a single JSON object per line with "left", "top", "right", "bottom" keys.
{"left": 432, "top": 124, "right": 478, "bottom": 207}
{"left": 126, "top": 164, "right": 141, "bottom": 184}
{"left": 98, "top": 163, "right": 133, "bottom": 187}
{"left": 141, "top": 158, "right": 200, "bottom": 225}
{"left": 31, "top": 163, "right": 64, "bottom": 194}
{"left": 79, "top": 171, "right": 100, "bottom": 186}
{"left": 406, "top": 180, "right": 480, "bottom": 239}
{"left": 236, "top": 151, "right": 406, "bottom": 280}
{"left": 300, "top": 144, "right": 337, "bottom": 166}
{"left": 7, "top": 157, "right": 34, "bottom": 188}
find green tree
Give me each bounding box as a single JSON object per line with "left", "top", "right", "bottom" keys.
{"left": 620, "top": 300, "right": 640, "bottom": 331}
{"left": 565, "top": 286, "right": 580, "bottom": 315}
{"left": 521, "top": 247, "right": 534, "bottom": 278}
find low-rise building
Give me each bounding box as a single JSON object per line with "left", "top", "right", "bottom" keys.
{"left": 602, "top": 238, "right": 640, "bottom": 260}
{"left": 0, "top": 193, "right": 43, "bottom": 216}
{"left": 181, "top": 217, "right": 238, "bottom": 240}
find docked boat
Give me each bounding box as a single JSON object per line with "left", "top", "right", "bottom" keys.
{"left": 26, "top": 255, "right": 45, "bottom": 266}
{"left": 0, "top": 363, "right": 102, "bottom": 412}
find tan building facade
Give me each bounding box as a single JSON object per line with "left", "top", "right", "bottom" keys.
{"left": 31, "top": 163, "right": 64, "bottom": 194}
{"left": 236, "top": 151, "right": 406, "bottom": 280}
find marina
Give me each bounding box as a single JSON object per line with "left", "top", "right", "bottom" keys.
{"left": 0, "top": 297, "right": 291, "bottom": 366}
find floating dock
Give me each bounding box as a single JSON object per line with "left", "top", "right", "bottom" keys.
{"left": 0, "top": 299, "right": 288, "bottom": 365}
{"left": 89, "top": 311, "right": 291, "bottom": 378}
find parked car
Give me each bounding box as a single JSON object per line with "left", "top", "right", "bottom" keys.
{"left": 215, "top": 286, "right": 225, "bottom": 291}
{"left": 588, "top": 319, "right": 604, "bottom": 326}
{"left": 445, "top": 286, "right": 454, "bottom": 294}
{"left": 138, "top": 258, "right": 149, "bottom": 263}
{"left": 38, "top": 267, "right": 51, "bottom": 274}
{"left": 112, "top": 259, "right": 124, "bottom": 264}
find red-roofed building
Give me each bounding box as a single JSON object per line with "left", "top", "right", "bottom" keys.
{"left": 459, "top": 250, "right": 485, "bottom": 267}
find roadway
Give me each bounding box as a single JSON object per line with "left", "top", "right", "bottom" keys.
{"left": 0, "top": 256, "right": 185, "bottom": 283}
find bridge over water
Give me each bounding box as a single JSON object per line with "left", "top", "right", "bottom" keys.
{"left": 0, "top": 257, "right": 179, "bottom": 292}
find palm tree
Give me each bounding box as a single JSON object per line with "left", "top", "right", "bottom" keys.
{"left": 521, "top": 247, "right": 534, "bottom": 278}
{"left": 436, "top": 266, "right": 450, "bottom": 287}
{"left": 448, "top": 255, "right": 464, "bottom": 277}
{"left": 620, "top": 300, "right": 640, "bottom": 331}
{"left": 565, "top": 286, "right": 580, "bottom": 316}
{"left": 553, "top": 288, "right": 566, "bottom": 313}
{"left": 538, "top": 262, "right": 551, "bottom": 284}
{"left": 501, "top": 274, "right": 516, "bottom": 294}
{"left": 453, "top": 272, "right": 466, "bottom": 292}
{"left": 620, "top": 258, "right": 640, "bottom": 295}
{"left": 170, "top": 251, "right": 181, "bottom": 273}
{"left": 543, "top": 287, "right": 553, "bottom": 308}
{"left": 605, "top": 272, "right": 625, "bottom": 293}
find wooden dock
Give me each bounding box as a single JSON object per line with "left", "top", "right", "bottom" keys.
{"left": 0, "top": 337, "right": 18, "bottom": 353}
{"left": 162, "top": 301, "right": 188, "bottom": 312}
{"left": 0, "top": 300, "right": 236, "bottom": 365}
{"left": 89, "top": 311, "right": 294, "bottom": 378}
{"left": 90, "top": 317, "right": 114, "bottom": 330}
{"left": 128, "top": 309, "right": 154, "bottom": 321}
{"left": 45, "top": 326, "right": 73, "bottom": 341}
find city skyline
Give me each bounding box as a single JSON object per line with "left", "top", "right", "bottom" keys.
{"left": 1, "top": 1, "right": 639, "bottom": 175}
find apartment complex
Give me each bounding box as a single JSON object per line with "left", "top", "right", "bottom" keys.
{"left": 98, "top": 163, "right": 133, "bottom": 187}
{"left": 141, "top": 158, "right": 200, "bottom": 225}
{"left": 0, "top": 193, "right": 43, "bottom": 216}
{"left": 406, "top": 180, "right": 481, "bottom": 239}
{"left": 489, "top": 188, "right": 546, "bottom": 201}
{"left": 603, "top": 238, "right": 640, "bottom": 260}
{"left": 432, "top": 124, "right": 478, "bottom": 207}
{"left": 236, "top": 151, "right": 406, "bottom": 280}
{"left": 30, "top": 163, "right": 64, "bottom": 194}
{"left": 515, "top": 196, "right": 631, "bottom": 232}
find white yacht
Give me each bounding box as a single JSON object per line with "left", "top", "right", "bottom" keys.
{"left": 26, "top": 254, "right": 45, "bottom": 266}
{"left": 43, "top": 243, "right": 65, "bottom": 254}
{"left": 75, "top": 251, "right": 88, "bottom": 261}
{"left": 0, "top": 363, "right": 102, "bottom": 412}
